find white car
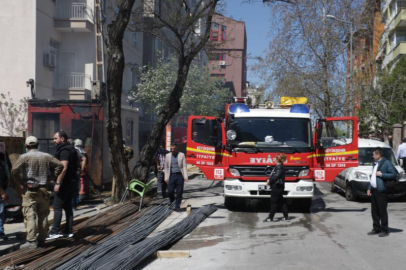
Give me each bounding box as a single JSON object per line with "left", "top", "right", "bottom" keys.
{"left": 331, "top": 138, "right": 406, "bottom": 201}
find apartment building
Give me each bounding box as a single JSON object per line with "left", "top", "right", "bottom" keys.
{"left": 377, "top": 0, "right": 406, "bottom": 69}
{"left": 0, "top": 0, "right": 142, "bottom": 184}
{"left": 208, "top": 14, "right": 247, "bottom": 97}
{"left": 347, "top": 0, "right": 384, "bottom": 114}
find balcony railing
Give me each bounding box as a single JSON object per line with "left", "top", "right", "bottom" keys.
{"left": 55, "top": 1, "right": 89, "bottom": 20}
{"left": 55, "top": 72, "right": 88, "bottom": 89}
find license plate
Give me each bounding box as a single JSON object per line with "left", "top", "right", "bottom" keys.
{"left": 258, "top": 185, "right": 271, "bottom": 191}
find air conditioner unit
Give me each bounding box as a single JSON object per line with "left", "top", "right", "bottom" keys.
{"left": 219, "top": 61, "right": 226, "bottom": 66}
{"left": 43, "top": 49, "right": 56, "bottom": 68}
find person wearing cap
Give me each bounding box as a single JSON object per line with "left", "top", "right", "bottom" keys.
{"left": 12, "top": 136, "right": 63, "bottom": 249}
{"left": 73, "top": 139, "right": 88, "bottom": 209}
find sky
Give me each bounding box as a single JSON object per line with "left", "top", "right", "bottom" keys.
{"left": 223, "top": 0, "right": 273, "bottom": 88}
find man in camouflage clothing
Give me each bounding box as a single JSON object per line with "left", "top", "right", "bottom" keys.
{"left": 12, "top": 136, "right": 63, "bottom": 249}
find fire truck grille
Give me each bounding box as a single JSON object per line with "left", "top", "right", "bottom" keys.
{"left": 231, "top": 166, "right": 309, "bottom": 177}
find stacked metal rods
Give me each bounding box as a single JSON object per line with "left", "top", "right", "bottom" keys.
{"left": 0, "top": 198, "right": 156, "bottom": 269}
{"left": 55, "top": 201, "right": 173, "bottom": 270}
{"left": 59, "top": 204, "right": 217, "bottom": 270}
{"left": 23, "top": 200, "right": 170, "bottom": 270}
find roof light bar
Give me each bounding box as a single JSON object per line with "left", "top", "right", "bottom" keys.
{"left": 290, "top": 104, "right": 310, "bottom": 114}
{"left": 229, "top": 103, "right": 250, "bottom": 114}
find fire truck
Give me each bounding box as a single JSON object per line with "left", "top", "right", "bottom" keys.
{"left": 186, "top": 97, "right": 359, "bottom": 209}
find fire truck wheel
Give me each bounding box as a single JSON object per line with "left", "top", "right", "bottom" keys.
{"left": 301, "top": 198, "right": 312, "bottom": 212}
{"left": 224, "top": 197, "right": 245, "bottom": 210}
{"left": 345, "top": 183, "right": 357, "bottom": 201}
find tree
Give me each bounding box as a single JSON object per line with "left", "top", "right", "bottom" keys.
{"left": 253, "top": 0, "right": 363, "bottom": 118}
{"left": 0, "top": 92, "right": 28, "bottom": 137}
{"left": 358, "top": 57, "right": 406, "bottom": 131}
{"left": 104, "top": 0, "right": 220, "bottom": 197}
{"left": 129, "top": 55, "right": 232, "bottom": 117}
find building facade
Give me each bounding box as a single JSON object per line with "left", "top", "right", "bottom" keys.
{"left": 0, "top": 0, "right": 142, "bottom": 183}
{"left": 377, "top": 0, "right": 406, "bottom": 69}
{"left": 208, "top": 14, "right": 247, "bottom": 97}
{"left": 348, "top": 0, "right": 384, "bottom": 114}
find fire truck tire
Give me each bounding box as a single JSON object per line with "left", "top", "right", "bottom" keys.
{"left": 345, "top": 183, "right": 357, "bottom": 201}
{"left": 224, "top": 197, "right": 244, "bottom": 210}
{"left": 301, "top": 198, "right": 312, "bottom": 212}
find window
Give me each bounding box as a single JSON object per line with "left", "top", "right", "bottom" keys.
{"left": 131, "top": 70, "right": 137, "bottom": 87}
{"left": 221, "top": 25, "right": 227, "bottom": 41}
{"left": 396, "top": 30, "right": 406, "bottom": 45}
{"left": 126, "top": 118, "right": 134, "bottom": 145}
{"left": 192, "top": 119, "right": 222, "bottom": 146}
{"left": 208, "top": 53, "right": 226, "bottom": 61}
{"left": 132, "top": 32, "right": 137, "bottom": 48}
{"left": 32, "top": 113, "right": 60, "bottom": 155}
{"left": 210, "top": 22, "right": 219, "bottom": 41}
{"left": 318, "top": 120, "right": 353, "bottom": 148}
{"left": 210, "top": 74, "right": 225, "bottom": 79}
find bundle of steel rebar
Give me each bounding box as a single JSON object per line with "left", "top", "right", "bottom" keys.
{"left": 23, "top": 199, "right": 171, "bottom": 270}
{"left": 55, "top": 200, "right": 173, "bottom": 270}
{"left": 0, "top": 198, "right": 156, "bottom": 269}
{"left": 57, "top": 205, "right": 217, "bottom": 270}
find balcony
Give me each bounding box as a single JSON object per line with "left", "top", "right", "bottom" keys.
{"left": 394, "top": 8, "right": 406, "bottom": 28}
{"left": 393, "top": 41, "right": 406, "bottom": 60}
{"left": 54, "top": 72, "right": 92, "bottom": 100}
{"left": 54, "top": 0, "right": 93, "bottom": 32}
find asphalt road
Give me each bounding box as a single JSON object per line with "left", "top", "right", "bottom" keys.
{"left": 140, "top": 177, "right": 406, "bottom": 270}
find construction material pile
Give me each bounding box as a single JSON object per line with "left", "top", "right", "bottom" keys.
{"left": 1, "top": 198, "right": 158, "bottom": 269}
{"left": 57, "top": 204, "right": 217, "bottom": 270}
{"left": 1, "top": 199, "right": 217, "bottom": 270}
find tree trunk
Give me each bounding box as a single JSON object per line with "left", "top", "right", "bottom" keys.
{"left": 106, "top": 0, "right": 135, "bottom": 199}
{"left": 132, "top": 57, "right": 191, "bottom": 182}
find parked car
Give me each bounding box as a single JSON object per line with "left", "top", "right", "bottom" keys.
{"left": 331, "top": 138, "right": 406, "bottom": 201}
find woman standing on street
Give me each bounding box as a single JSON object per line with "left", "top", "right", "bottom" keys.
{"left": 264, "top": 154, "right": 289, "bottom": 222}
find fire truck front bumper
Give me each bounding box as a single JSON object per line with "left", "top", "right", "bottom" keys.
{"left": 224, "top": 179, "right": 314, "bottom": 199}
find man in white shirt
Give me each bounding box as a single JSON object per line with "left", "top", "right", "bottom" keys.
{"left": 396, "top": 138, "right": 406, "bottom": 171}
{"left": 367, "top": 148, "right": 397, "bottom": 237}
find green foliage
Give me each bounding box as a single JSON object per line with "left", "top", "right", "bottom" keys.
{"left": 128, "top": 56, "right": 232, "bottom": 117}
{"left": 359, "top": 57, "right": 406, "bottom": 130}
{"left": 0, "top": 92, "right": 28, "bottom": 136}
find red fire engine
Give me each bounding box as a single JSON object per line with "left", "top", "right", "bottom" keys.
{"left": 186, "top": 97, "right": 358, "bottom": 208}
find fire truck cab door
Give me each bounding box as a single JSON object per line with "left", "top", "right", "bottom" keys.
{"left": 313, "top": 117, "right": 359, "bottom": 182}
{"left": 187, "top": 116, "right": 227, "bottom": 180}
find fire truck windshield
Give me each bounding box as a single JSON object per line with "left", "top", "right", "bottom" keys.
{"left": 230, "top": 117, "right": 311, "bottom": 148}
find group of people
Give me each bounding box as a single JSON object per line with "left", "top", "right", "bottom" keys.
{"left": 154, "top": 142, "right": 188, "bottom": 212}
{"left": 10, "top": 131, "right": 87, "bottom": 249}
{"left": 263, "top": 147, "right": 399, "bottom": 238}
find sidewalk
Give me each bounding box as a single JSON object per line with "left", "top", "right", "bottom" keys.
{"left": 0, "top": 165, "right": 203, "bottom": 255}
{"left": 0, "top": 197, "right": 113, "bottom": 255}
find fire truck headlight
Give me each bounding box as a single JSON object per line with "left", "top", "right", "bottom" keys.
{"left": 227, "top": 130, "right": 237, "bottom": 141}
{"left": 296, "top": 186, "right": 313, "bottom": 192}
{"left": 298, "top": 170, "right": 309, "bottom": 177}
{"left": 225, "top": 185, "right": 242, "bottom": 191}
{"left": 229, "top": 168, "right": 240, "bottom": 176}
{"left": 354, "top": 172, "right": 369, "bottom": 180}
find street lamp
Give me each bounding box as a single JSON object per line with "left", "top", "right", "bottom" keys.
{"left": 326, "top": 14, "right": 354, "bottom": 117}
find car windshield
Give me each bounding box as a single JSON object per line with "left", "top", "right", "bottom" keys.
{"left": 230, "top": 117, "right": 311, "bottom": 148}
{"left": 359, "top": 147, "right": 397, "bottom": 166}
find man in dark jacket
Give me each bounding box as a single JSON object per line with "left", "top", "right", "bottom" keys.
{"left": 48, "top": 131, "right": 78, "bottom": 239}
{"left": 367, "top": 148, "right": 397, "bottom": 237}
